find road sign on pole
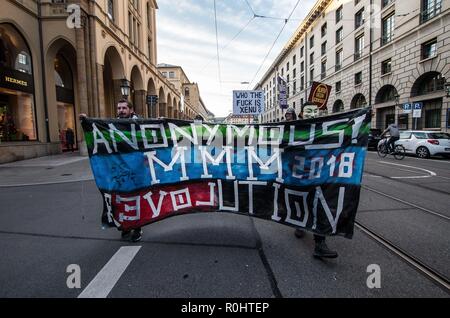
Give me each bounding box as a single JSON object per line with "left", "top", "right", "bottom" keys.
{"left": 413, "top": 102, "right": 422, "bottom": 118}
{"left": 402, "top": 103, "right": 412, "bottom": 114}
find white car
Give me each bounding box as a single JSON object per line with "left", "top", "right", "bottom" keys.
{"left": 395, "top": 131, "right": 450, "bottom": 159}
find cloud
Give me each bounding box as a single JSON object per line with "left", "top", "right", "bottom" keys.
{"left": 156, "top": 0, "right": 316, "bottom": 117}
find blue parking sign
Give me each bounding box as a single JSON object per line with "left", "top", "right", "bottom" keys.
{"left": 413, "top": 102, "right": 423, "bottom": 118}
{"left": 403, "top": 103, "right": 412, "bottom": 113}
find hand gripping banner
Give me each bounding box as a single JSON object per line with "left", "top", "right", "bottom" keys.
{"left": 81, "top": 108, "right": 371, "bottom": 239}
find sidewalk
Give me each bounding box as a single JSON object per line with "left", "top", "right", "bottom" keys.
{"left": 0, "top": 152, "right": 94, "bottom": 187}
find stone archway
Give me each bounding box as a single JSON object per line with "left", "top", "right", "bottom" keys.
{"left": 350, "top": 94, "right": 366, "bottom": 109}
{"left": 102, "top": 46, "right": 125, "bottom": 118}
{"left": 147, "top": 77, "right": 157, "bottom": 118}
{"left": 167, "top": 93, "right": 173, "bottom": 118}
{"left": 172, "top": 97, "right": 178, "bottom": 119}
{"left": 46, "top": 38, "right": 79, "bottom": 149}
{"left": 130, "top": 65, "right": 144, "bottom": 116}
{"left": 411, "top": 71, "right": 444, "bottom": 97}
{"left": 375, "top": 85, "right": 398, "bottom": 104}
{"left": 332, "top": 99, "right": 344, "bottom": 113}
{"left": 0, "top": 22, "right": 37, "bottom": 144}
{"left": 158, "top": 87, "right": 166, "bottom": 117}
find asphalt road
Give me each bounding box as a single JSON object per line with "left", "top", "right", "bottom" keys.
{"left": 0, "top": 152, "right": 449, "bottom": 298}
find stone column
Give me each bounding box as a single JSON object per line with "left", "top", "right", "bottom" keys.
{"left": 134, "top": 90, "right": 146, "bottom": 117}
{"left": 112, "top": 79, "right": 124, "bottom": 114}
{"left": 75, "top": 16, "right": 89, "bottom": 155}
{"left": 89, "top": 11, "right": 99, "bottom": 117}
{"left": 159, "top": 103, "right": 167, "bottom": 117}
{"left": 97, "top": 64, "right": 106, "bottom": 117}
{"left": 75, "top": 18, "right": 88, "bottom": 115}
{"left": 84, "top": 15, "right": 94, "bottom": 117}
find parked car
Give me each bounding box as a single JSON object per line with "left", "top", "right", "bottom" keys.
{"left": 394, "top": 131, "right": 450, "bottom": 158}
{"left": 368, "top": 128, "right": 382, "bottom": 150}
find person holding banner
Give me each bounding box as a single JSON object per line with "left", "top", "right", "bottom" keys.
{"left": 291, "top": 103, "right": 338, "bottom": 259}
{"left": 79, "top": 99, "right": 143, "bottom": 242}
{"left": 284, "top": 107, "right": 297, "bottom": 121}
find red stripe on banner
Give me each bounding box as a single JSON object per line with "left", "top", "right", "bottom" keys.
{"left": 111, "top": 181, "right": 218, "bottom": 230}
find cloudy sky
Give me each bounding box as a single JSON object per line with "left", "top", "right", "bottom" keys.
{"left": 156, "top": 0, "right": 316, "bottom": 117}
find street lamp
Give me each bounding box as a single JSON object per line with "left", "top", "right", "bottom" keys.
{"left": 120, "top": 79, "right": 131, "bottom": 98}
{"left": 445, "top": 81, "right": 450, "bottom": 98}
{"left": 394, "top": 93, "right": 400, "bottom": 107}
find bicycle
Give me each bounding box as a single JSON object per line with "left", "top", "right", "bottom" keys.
{"left": 377, "top": 138, "right": 406, "bottom": 160}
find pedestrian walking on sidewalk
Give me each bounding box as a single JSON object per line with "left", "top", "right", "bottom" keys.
{"left": 79, "top": 99, "right": 143, "bottom": 243}
{"left": 65, "top": 128, "right": 75, "bottom": 152}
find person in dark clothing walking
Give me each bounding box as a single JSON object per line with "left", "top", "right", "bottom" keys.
{"left": 65, "top": 128, "right": 75, "bottom": 152}
{"left": 285, "top": 105, "right": 338, "bottom": 259}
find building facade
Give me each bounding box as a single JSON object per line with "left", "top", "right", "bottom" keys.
{"left": 0, "top": 0, "right": 189, "bottom": 163}
{"left": 256, "top": 0, "right": 449, "bottom": 132}
{"left": 157, "top": 63, "right": 212, "bottom": 120}
{"left": 223, "top": 114, "right": 255, "bottom": 125}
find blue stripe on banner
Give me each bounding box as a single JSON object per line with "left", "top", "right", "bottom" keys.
{"left": 90, "top": 146, "right": 367, "bottom": 192}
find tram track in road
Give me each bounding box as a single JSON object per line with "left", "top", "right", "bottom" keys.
{"left": 355, "top": 221, "right": 450, "bottom": 293}
{"left": 361, "top": 185, "right": 450, "bottom": 221}
{"left": 363, "top": 169, "right": 450, "bottom": 196}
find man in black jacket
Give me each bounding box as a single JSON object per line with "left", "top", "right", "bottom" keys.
{"left": 289, "top": 103, "right": 338, "bottom": 259}
{"left": 79, "top": 99, "right": 142, "bottom": 242}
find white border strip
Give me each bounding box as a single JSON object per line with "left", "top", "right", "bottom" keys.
{"left": 376, "top": 161, "right": 436, "bottom": 179}
{"left": 78, "top": 246, "right": 141, "bottom": 298}
{"left": 0, "top": 178, "right": 94, "bottom": 188}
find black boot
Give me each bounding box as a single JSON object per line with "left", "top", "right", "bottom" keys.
{"left": 294, "top": 228, "right": 305, "bottom": 238}
{"left": 121, "top": 229, "right": 131, "bottom": 240}
{"left": 131, "top": 228, "right": 143, "bottom": 242}
{"left": 313, "top": 240, "right": 338, "bottom": 259}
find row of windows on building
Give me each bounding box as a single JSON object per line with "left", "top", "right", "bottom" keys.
{"left": 263, "top": 0, "right": 441, "bottom": 83}
{"left": 104, "top": 0, "right": 154, "bottom": 61}
{"left": 262, "top": 40, "right": 441, "bottom": 115}
{"left": 262, "top": 3, "right": 442, "bottom": 110}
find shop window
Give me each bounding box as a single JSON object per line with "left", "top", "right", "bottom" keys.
{"left": 421, "top": 38, "right": 437, "bottom": 60}
{"left": 385, "top": 114, "right": 395, "bottom": 127}
{"left": 398, "top": 114, "right": 409, "bottom": 130}
{"left": 425, "top": 108, "right": 441, "bottom": 128}
{"left": 0, "top": 23, "right": 36, "bottom": 142}
{"left": 381, "top": 58, "right": 392, "bottom": 75}
{"left": 447, "top": 109, "right": 450, "bottom": 128}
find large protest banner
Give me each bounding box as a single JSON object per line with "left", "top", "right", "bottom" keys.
{"left": 81, "top": 108, "right": 371, "bottom": 238}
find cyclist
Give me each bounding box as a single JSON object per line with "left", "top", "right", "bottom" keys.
{"left": 380, "top": 123, "right": 400, "bottom": 154}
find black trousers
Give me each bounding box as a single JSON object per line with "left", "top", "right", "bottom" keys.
{"left": 387, "top": 136, "right": 399, "bottom": 152}
{"left": 314, "top": 235, "right": 325, "bottom": 243}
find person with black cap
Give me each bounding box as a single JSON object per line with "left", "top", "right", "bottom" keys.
{"left": 284, "top": 107, "right": 297, "bottom": 121}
